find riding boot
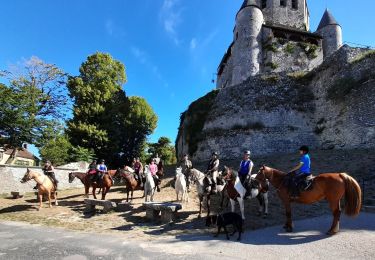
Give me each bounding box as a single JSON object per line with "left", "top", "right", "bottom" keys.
{"left": 211, "top": 183, "right": 217, "bottom": 194}
{"left": 157, "top": 185, "right": 161, "bottom": 192}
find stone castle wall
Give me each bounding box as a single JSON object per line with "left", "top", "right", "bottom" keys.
{"left": 0, "top": 162, "right": 89, "bottom": 195}
{"left": 177, "top": 46, "right": 375, "bottom": 161}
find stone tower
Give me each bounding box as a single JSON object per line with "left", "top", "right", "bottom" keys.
{"left": 231, "top": 0, "right": 264, "bottom": 85}
{"left": 317, "top": 9, "right": 343, "bottom": 58}
{"left": 261, "top": 0, "right": 309, "bottom": 31}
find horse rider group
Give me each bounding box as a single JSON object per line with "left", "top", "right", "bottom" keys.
{"left": 181, "top": 145, "right": 311, "bottom": 199}
{"left": 87, "top": 159, "right": 107, "bottom": 184}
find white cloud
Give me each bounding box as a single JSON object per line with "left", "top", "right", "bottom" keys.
{"left": 160, "top": 0, "right": 183, "bottom": 45}
{"left": 190, "top": 38, "right": 197, "bottom": 50}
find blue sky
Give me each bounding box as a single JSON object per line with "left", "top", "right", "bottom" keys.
{"left": 1, "top": 0, "right": 374, "bottom": 156}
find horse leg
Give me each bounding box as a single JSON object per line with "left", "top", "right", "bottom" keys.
{"left": 92, "top": 186, "right": 97, "bottom": 200}
{"left": 38, "top": 191, "right": 43, "bottom": 210}
{"left": 48, "top": 191, "right": 52, "bottom": 208}
{"left": 101, "top": 187, "right": 106, "bottom": 200}
{"left": 207, "top": 195, "right": 211, "bottom": 218}
{"left": 230, "top": 199, "right": 235, "bottom": 213}
{"left": 263, "top": 193, "right": 269, "bottom": 217}
{"left": 284, "top": 201, "right": 293, "bottom": 232}
{"left": 256, "top": 194, "right": 263, "bottom": 216}
{"left": 238, "top": 197, "right": 245, "bottom": 220}
{"left": 54, "top": 191, "right": 58, "bottom": 206}
{"left": 327, "top": 199, "right": 341, "bottom": 235}
{"left": 85, "top": 185, "right": 89, "bottom": 198}
{"left": 198, "top": 196, "right": 203, "bottom": 218}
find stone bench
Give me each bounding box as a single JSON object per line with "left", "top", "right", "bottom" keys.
{"left": 143, "top": 202, "right": 182, "bottom": 223}
{"left": 84, "top": 199, "right": 117, "bottom": 213}
{"left": 11, "top": 191, "right": 24, "bottom": 199}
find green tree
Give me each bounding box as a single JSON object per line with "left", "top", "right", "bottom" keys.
{"left": 67, "top": 52, "right": 127, "bottom": 158}
{"left": 0, "top": 57, "right": 69, "bottom": 163}
{"left": 39, "top": 134, "right": 71, "bottom": 166}
{"left": 148, "top": 137, "right": 176, "bottom": 165}
{"left": 121, "top": 96, "right": 158, "bottom": 163}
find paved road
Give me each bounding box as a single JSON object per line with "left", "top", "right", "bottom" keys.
{"left": 0, "top": 213, "right": 374, "bottom": 260}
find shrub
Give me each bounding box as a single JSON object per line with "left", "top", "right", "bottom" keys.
{"left": 264, "top": 43, "right": 279, "bottom": 53}
{"left": 265, "top": 62, "right": 278, "bottom": 70}
{"left": 284, "top": 43, "right": 295, "bottom": 54}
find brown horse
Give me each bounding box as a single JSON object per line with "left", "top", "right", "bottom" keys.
{"left": 21, "top": 168, "right": 58, "bottom": 210}
{"left": 68, "top": 170, "right": 118, "bottom": 200}
{"left": 256, "top": 166, "right": 362, "bottom": 235}
{"left": 119, "top": 167, "right": 144, "bottom": 202}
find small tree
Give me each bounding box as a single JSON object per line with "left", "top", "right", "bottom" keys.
{"left": 148, "top": 137, "right": 177, "bottom": 165}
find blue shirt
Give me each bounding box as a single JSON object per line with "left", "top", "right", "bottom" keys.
{"left": 299, "top": 154, "right": 311, "bottom": 174}
{"left": 239, "top": 160, "right": 253, "bottom": 176}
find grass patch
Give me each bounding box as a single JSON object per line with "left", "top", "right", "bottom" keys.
{"left": 265, "top": 62, "right": 278, "bottom": 70}
{"left": 264, "top": 42, "right": 279, "bottom": 53}
{"left": 284, "top": 43, "right": 295, "bottom": 54}
{"left": 261, "top": 74, "right": 279, "bottom": 83}
{"left": 350, "top": 50, "right": 375, "bottom": 65}
{"left": 299, "top": 42, "right": 319, "bottom": 59}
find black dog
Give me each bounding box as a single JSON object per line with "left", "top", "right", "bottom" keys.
{"left": 206, "top": 212, "right": 243, "bottom": 241}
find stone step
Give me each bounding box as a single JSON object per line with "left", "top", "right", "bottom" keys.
{"left": 363, "top": 206, "right": 375, "bottom": 213}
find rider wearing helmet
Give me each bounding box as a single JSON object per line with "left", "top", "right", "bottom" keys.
{"left": 288, "top": 145, "right": 311, "bottom": 197}
{"left": 96, "top": 159, "right": 108, "bottom": 183}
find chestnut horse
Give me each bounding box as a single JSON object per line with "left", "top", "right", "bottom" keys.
{"left": 118, "top": 166, "right": 144, "bottom": 202}
{"left": 256, "top": 166, "right": 362, "bottom": 235}
{"left": 68, "top": 170, "right": 118, "bottom": 200}
{"left": 21, "top": 168, "right": 58, "bottom": 210}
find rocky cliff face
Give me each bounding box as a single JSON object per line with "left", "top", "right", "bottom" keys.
{"left": 176, "top": 46, "right": 375, "bottom": 161}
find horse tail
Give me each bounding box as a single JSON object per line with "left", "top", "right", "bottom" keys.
{"left": 340, "top": 173, "right": 362, "bottom": 217}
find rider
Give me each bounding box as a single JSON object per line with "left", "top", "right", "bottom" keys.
{"left": 87, "top": 159, "right": 98, "bottom": 183}
{"left": 238, "top": 150, "right": 254, "bottom": 197}
{"left": 96, "top": 159, "right": 108, "bottom": 183}
{"left": 133, "top": 157, "right": 144, "bottom": 187}
{"left": 179, "top": 154, "right": 192, "bottom": 191}
{"left": 288, "top": 145, "right": 312, "bottom": 198}
{"left": 43, "top": 160, "right": 58, "bottom": 189}
{"left": 149, "top": 159, "right": 160, "bottom": 192}
{"left": 206, "top": 152, "right": 220, "bottom": 194}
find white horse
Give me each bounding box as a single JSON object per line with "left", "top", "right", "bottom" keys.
{"left": 144, "top": 165, "right": 156, "bottom": 202}
{"left": 189, "top": 168, "right": 226, "bottom": 218}
{"left": 175, "top": 167, "right": 189, "bottom": 202}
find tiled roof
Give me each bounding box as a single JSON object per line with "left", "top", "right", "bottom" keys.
{"left": 4, "top": 148, "right": 36, "bottom": 160}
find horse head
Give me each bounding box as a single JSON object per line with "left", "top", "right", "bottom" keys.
{"left": 20, "top": 168, "right": 33, "bottom": 183}
{"left": 68, "top": 172, "right": 76, "bottom": 183}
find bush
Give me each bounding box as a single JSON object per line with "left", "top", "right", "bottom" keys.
{"left": 284, "top": 43, "right": 295, "bottom": 54}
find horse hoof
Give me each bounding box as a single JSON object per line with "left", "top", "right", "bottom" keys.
{"left": 263, "top": 214, "right": 268, "bottom": 219}
{"left": 326, "top": 230, "right": 337, "bottom": 236}
{"left": 198, "top": 215, "right": 201, "bottom": 219}
{"left": 286, "top": 227, "right": 293, "bottom": 233}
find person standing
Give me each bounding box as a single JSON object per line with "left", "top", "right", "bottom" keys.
{"left": 206, "top": 152, "right": 220, "bottom": 193}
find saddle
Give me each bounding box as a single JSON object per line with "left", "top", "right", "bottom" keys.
{"left": 283, "top": 173, "right": 314, "bottom": 197}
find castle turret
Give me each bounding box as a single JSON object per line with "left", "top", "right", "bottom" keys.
{"left": 231, "top": 0, "right": 264, "bottom": 85}
{"left": 317, "top": 9, "right": 342, "bottom": 58}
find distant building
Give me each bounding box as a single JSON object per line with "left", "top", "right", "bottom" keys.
{"left": 0, "top": 145, "right": 39, "bottom": 166}
{"left": 216, "top": 0, "right": 342, "bottom": 88}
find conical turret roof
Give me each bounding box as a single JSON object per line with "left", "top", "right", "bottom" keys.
{"left": 317, "top": 9, "right": 340, "bottom": 30}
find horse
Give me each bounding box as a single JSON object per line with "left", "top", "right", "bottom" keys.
{"left": 68, "top": 170, "right": 118, "bottom": 200}
{"left": 175, "top": 167, "right": 189, "bottom": 202}
{"left": 156, "top": 161, "right": 164, "bottom": 178}
{"left": 144, "top": 166, "right": 157, "bottom": 202}
{"left": 118, "top": 166, "right": 144, "bottom": 202}
{"left": 21, "top": 168, "right": 58, "bottom": 210}
{"left": 256, "top": 165, "right": 362, "bottom": 235}
{"left": 222, "top": 167, "right": 269, "bottom": 220}
{"left": 188, "top": 168, "right": 226, "bottom": 218}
